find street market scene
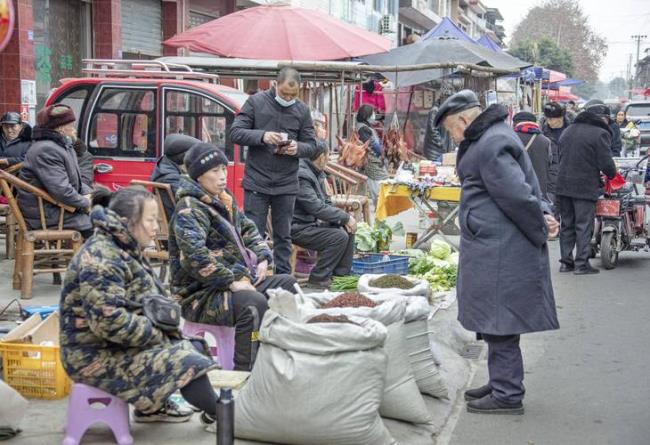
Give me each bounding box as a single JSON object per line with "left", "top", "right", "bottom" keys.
{"left": 0, "top": 0, "right": 649, "bottom": 444}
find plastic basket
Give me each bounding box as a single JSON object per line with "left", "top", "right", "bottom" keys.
{"left": 351, "top": 254, "right": 409, "bottom": 275}
{"left": 0, "top": 342, "right": 71, "bottom": 399}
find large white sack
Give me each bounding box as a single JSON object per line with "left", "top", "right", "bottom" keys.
{"left": 358, "top": 274, "right": 432, "bottom": 298}
{"left": 235, "top": 310, "right": 395, "bottom": 445}
{"left": 361, "top": 294, "right": 446, "bottom": 399}
{"left": 403, "top": 319, "right": 448, "bottom": 399}
{"left": 302, "top": 292, "right": 434, "bottom": 428}
{"left": 365, "top": 294, "right": 431, "bottom": 322}
{"left": 0, "top": 380, "right": 27, "bottom": 431}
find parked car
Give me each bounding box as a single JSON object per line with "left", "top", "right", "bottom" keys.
{"left": 623, "top": 101, "right": 650, "bottom": 154}
{"left": 46, "top": 62, "right": 250, "bottom": 204}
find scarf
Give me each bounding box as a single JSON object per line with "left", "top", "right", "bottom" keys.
{"left": 514, "top": 122, "right": 541, "bottom": 134}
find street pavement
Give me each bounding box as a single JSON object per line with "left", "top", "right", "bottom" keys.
{"left": 1, "top": 223, "right": 649, "bottom": 444}
{"left": 439, "top": 244, "right": 650, "bottom": 445}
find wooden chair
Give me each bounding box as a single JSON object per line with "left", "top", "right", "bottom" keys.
{"left": 0, "top": 163, "right": 23, "bottom": 259}
{"left": 129, "top": 180, "right": 173, "bottom": 282}
{"left": 0, "top": 169, "right": 83, "bottom": 299}
{"left": 325, "top": 162, "right": 371, "bottom": 223}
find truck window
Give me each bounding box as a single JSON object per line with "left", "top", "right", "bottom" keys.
{"left": 164, "top": 90, "right": 234, "bottom": 161}
{"left": 88, "top": 88, "right": 156, "bottom": 158}
{"left": 54, "top": 86, "right": 92, "bottom": 134}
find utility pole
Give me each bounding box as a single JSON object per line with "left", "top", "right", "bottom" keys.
{"left": 627, "top": 53, "right": 633, "bottom": 99}
{"left": 631, "top": 34, "right": 647, "bottom": 88}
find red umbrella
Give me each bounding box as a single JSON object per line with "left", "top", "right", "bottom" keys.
{"left": 164, "top": 5, "right": 392, "bottom": 61}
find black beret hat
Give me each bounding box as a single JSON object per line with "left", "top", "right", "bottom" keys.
{"left": 543, "top": 102, "right": 565, "bottom": 118}
{"left": 164, "top": 134, "right": 201, "bottom": 158}
{"left": 184, "top": 142, "right": 229, "bottom": 180}
{"left": 583, "top": 99, "right": 610, "bottom": 118}
{"left": 512, "top": 111, "right": 537, "bottom": 124}
{"left": 434, "top": 90, "right": 481, "bottom": 127}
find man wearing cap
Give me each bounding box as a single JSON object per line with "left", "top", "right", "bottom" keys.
{"left": 150, "top": 134, "right": 201, "bottom": 220}
{"left": 169, "top": 142, "right": 296, "bottom": 371}
{"left": 434, "top": 90, "right": 559, "bottom": 415}
{"left": 230, "top": 67, "right": 317, "bottom": 275}
{"left": 556, "top": 100, "right": 617, "bottom": 275}
{"left": 18, "top": 104, "right": 93, "bottom": 237}
{"left": 541, "top": 102, "right": 569, "bottom": 208}
{"left": 0, "top": 111, "right": 32, "bottom": 166}
{"left": 512, "top": 111, "right": 553, "bottom": 200}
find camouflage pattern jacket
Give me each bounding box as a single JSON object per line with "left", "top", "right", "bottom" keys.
{"left": 60, "top": 206, "right": 216, "bottom": 413}
{"left": 169, "top": 176, "right": 273, "bottom": 325}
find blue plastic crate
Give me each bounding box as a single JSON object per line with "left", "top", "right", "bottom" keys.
{"left": 22, "top": 305, "right": 59, "bottom": 320}
{"left": 351, "top": 255, "right": 409, "bottom": 276}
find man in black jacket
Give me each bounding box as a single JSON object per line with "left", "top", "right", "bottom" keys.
{"left": 0, "top": 112, "right": 32, "bottom": 166}
{"left": 291, "top": 141, "right": 356, "bottom": 288}
{"left": 512, "top": 112, "right": 553, "bottom": 200}
{"left": 541, "top": 102, "right": 569, "bottom": 209}
{"left": 556, "top": 100, "right": 617, "bottom": 275}
{"left": 230, "top": 68, "right": 317, "bottom": 274}
{"left": 18, "top": 104, "right": 93, "bottom": 237}
{"left": 150, "top": 134, "right": 200, "bottom": 220}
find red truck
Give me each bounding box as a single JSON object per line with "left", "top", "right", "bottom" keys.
{"left": 45, "top": 60, "right": 250, "bottom": 204}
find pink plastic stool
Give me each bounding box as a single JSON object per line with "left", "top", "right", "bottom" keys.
{"left": 182, "top": 320, "right": 236, "bottom": 370}
{"left": 62, "top": 383, "right": 133, "bottom": 445}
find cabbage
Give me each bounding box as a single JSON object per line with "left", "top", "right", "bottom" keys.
{"left": 448, "top": 252, "right": 459, "bottom": 266}
{"left": 430, "top": 239, "right": 452, "bottom": 260}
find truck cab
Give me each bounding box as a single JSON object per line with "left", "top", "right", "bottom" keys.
{"left": 46, "top": 60, "right": 250, "bottom": 204}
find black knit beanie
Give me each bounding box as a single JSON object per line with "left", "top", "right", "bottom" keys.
{"left": 184, "top": 142, "right": 229, "bottom": 180}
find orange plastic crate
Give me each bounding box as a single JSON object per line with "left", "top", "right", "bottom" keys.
{"left": 0, "top": 342, "right": 71, "bottom": 399}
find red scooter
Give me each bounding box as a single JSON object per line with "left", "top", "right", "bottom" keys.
{"left": 592, "top": 156, "right": 649, "bottom": 269}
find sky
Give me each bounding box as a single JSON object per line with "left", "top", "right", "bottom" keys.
{"left": 487, "top": 0, "right": 650, "bottom": 81}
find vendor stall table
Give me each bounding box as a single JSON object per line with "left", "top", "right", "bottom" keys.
{"left": 376, "top": 182, "right": 461, "bottom": 249}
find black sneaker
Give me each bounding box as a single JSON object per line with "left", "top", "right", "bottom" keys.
{"left": 133, "top": 399, "right": 194, "bottom": 423}
{"left": 574, "top": 265, "right": 600, "bottom": 275}
{"left": 464, "top": 384, "right": 491, "bottom": 401}
{"left": 559, "top": 264, "right": 575, "bottom": 273}
{"left": 200, "top": 411, "right": 217, "bottom": 433}
{"left": 467, "top": 394, "right": 524, "bottom": 415}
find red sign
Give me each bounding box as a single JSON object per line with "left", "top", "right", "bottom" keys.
{"left": 20, "top": 104, "right": 29, "bottom": 122}
{"left": 0, "top": 0, "right": 14, "bottom": 53}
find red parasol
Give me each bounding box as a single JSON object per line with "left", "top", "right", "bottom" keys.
{"left": 164, "top": 4, "right": 392, "bottom": 61}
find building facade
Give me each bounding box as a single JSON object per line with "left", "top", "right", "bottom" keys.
{"left": 1, "top": 0, "right": 236, "bottom": 115}
{"left": 1, "top": 0, "right": 504, "bottom": 118}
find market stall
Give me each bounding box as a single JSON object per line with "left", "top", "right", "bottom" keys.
{"left": 375, "top": 164, "right": 461, "bottom": 250}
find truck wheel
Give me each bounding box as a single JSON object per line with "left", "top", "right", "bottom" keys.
{"left": 600, "top": 232, "right": 619, "bottom": 270}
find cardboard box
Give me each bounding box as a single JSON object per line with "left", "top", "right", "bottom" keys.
{"left": 442, "top": 152, "right": 457, "bottom": 166}
{"left": 1, "top": 312, "right": 60, "bottom": 346}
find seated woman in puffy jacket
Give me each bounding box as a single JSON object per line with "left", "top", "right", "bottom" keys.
{"left": 60, "top": 187, "right": 220, "bottom": 431}
{"left": 169, "top": 143, "right": 296, "bottom": 372}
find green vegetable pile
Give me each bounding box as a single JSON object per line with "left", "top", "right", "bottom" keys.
{"left": 408, "top": 239, "right": 458, "bottom": 292}
{"left": 369, "top": 274, "right": 416, "bottom": 289}
{"left": 330, "top": 275, "right": 360, "bottom": 292}
{"left": 355, "top": 220, "right": 404, "bottom": 253}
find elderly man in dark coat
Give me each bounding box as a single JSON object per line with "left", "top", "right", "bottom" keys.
{"left": 18, "top": 104, "right": 93, "bottom": 238}
{"left": 230, "top": 67, "right": 317, "bottom": 274}
{"left": 435, "top": 90, "right": 560, "bottom": 415}
{"left": 291, "top": 140, "right": 356, "bottom": 289}
{"left": 556, "top": 100, "right": 617, "bottom": 275}
{"left": 0, "top": 112, "right": 32, "bottom": 166}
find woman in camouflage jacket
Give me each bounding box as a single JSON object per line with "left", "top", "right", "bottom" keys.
{"left": 60, "top": 188, "right": 220, "bottom": 429}
{"left": 169, "top": 143, "right": 296, "bottom": 371}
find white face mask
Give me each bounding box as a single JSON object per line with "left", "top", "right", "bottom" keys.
{"left": 369, "top": 113, "right": 376, "bottom": 122}
{"left": 275, "top": 95, "right": 296, "bottom": 107}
